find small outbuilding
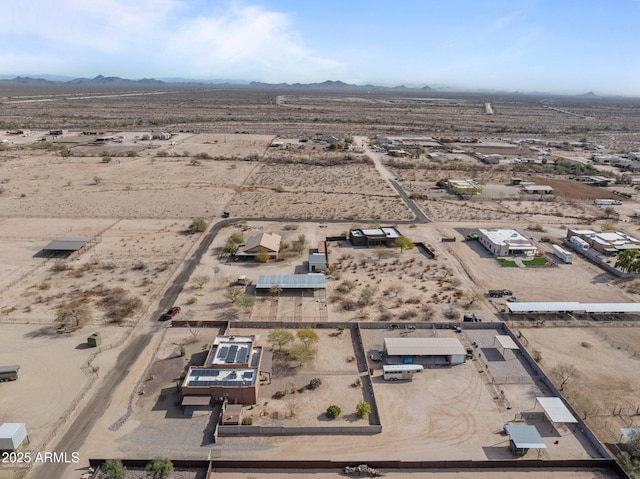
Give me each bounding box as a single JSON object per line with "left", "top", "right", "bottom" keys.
{"left": 0, "top": 423, "right": 28, "bottom": 451}
{"left": 87, "top": 332, "right": 102, "bottom": 347}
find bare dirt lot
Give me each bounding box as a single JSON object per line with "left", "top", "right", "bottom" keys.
{"left": 2, "top": 86, "right": 640, "bottom": 478}
{"left": 518, "top": 326, "right": 640, "bottom": 448}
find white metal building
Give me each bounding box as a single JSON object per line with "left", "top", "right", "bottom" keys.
{"left": 0, "top": 423, "right": 28, "bottom": 451}
{"left": 384, "top": 338, "right": 466, "bottom": 365}
{"left": 478, "top": 229, "right": 537, "bottom": 257}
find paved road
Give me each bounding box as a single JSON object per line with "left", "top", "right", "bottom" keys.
{"left": 354, "top": 136, "right": 429, "bottom": 224}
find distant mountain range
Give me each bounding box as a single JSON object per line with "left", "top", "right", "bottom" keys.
{"left": 0, "top": 74, "right": 434, "bottom": 92}
{"left": 0, "top": 74, "right": 616, "bottom": 97}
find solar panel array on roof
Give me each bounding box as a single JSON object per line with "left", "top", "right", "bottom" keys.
{"left": 217, "top": 346, "right": 229, "bottom": 362}
{"left": 237, "top": 348, "right": 249, "bottom": 364}
{"left": 226, "top": 345, "right": 238, "bottom": 364}
{"left": 193, "top": 369, "right": 220, "bottom": 377}
{"left": 188, "top": 380, "right": 255, "bottom": 387}
{"left": 251, "top": 349, "right": 261, "bottom": 368}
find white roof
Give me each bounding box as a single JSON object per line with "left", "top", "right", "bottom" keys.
{"left": 495, "top": 335, "right": 519, "bottom": 350}
{"left": 0, "top": 423, "right": 26, "bottom": 439}
{"left": 384, "top": 337, "right": 465, "bottom": 356}
{"left": 537, "top": 397, "right": 578, "bottom": 423}
{"left": 507, "top": 302, "right": 640, "bottom": 313}
{"left": 479, "top": 229, "right": 533, "bottom": 247}
{"left": 504, "top": 424, "right": 546, "bottom": 449}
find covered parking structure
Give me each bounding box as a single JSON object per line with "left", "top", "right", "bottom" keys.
{"left": 40, "top": 236, "right": 95, "bottom": 258}
{"left": 494, "top": 335, "right": 519, "bottom": 360}
{"left": 504, "top": 423, "right": 546, "bottom": 456}
{"left": 255, "top": 274, "right": 326, "bottom": 294}
{"left": 536, "top": 397, "right": 578, "bottom": 433}
{"left": 507, "top": 302, "right": 640, "bottom": 314}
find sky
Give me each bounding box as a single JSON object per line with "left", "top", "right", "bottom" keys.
{"left": 1, "top": 0, "right": 640, "bottom": 95}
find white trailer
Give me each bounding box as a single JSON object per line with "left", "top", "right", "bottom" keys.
{"left": 594, "top": 199, "right": 622, "bottom": 205}
{"left": 552, "top": 245, "right": 573, "bottom": 264}
{"left": 569, "top": 236, "right": 589, "bottom": 250}
{"left": 383, "top": 364, "right": 424, "bottom": 381}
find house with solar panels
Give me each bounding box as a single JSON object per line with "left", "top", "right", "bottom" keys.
{"left": 180, "top": 335, "right": 271, "bottom": 405}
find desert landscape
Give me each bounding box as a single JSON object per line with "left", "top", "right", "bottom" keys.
{"left": 0, "top": 85, "right": 639, "bottom": 479}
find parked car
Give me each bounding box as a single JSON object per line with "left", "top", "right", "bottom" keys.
{"left": 160, "top": 306, "right": 181, "bottom": 321}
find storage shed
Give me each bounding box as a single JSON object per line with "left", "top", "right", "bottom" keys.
{"left": 0, "top": 423, "right": 28, "bottom": 451}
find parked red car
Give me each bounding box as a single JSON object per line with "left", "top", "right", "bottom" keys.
{"left": 160, "top": 306, "right": 181, "bottom": 321}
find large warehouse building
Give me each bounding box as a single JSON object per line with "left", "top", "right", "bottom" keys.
{"left": 384, "top": 337, "right": 466, "bottom": 366}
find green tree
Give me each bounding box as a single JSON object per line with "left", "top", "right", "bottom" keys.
{"left": 255, "top": 251, "right": 271, "bottom": 262}
{"left": 224, "top": 239, "right": 240, "bottom": 255}
{"left": 309, "top": 378, "right": 322, "bottom": 390}
{"left": 189, "top": 217, "right": 207, "bottom": 233}
{"left": 617, "top": 451, "right": 640, "bottom": 478}
{"left": 226, "top": 286, "right": 242, "bottom": 303}
{"left": 268, "top": 328, "right": 294, "bottom": 351}
{"left": 291, "top": 242, "right": 306, "bottom": 255}
{"left": 297, "top": 327, "right": 319, "bottom": 346}
{"left": 229, "top": 232, "right": 245, "bottom": 244}
{"left": 236, "top": 294, "right": 255, "bottom": 312}
{"left": 289, "top": 342, "right": 315, "bottom": 365}
{"left": 100, "top": 459, "right": 126, "bottom": 479}
{"left": 145, "top": 457, "right": 174, "bottom": 479}
{"left": 326, "top": 405, "right": 341, "bottom": 419}
{"left": 392, "top": 235, "right": 414, "bottom": 253}
{"left": 616, "top": 249, "right": 640, "bottom": 273}
{"left": 191, "top": 275, "right": 210, "bottom": 289}
{"left": 56, "top": 301, "right": 92, "bottom": 330}
{"left": 356, "top": 400, "right": 372, "bottom": 417}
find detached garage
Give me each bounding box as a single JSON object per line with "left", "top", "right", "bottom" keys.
{"left": 0, "top": 423, "right": 28, "bottom": 451}
{"left": 384, "top": 338, "right": 466, "bottom": 366}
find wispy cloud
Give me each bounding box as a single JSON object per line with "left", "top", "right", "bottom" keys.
{"left": 0, "top": 0, "right": 341, "bottom": 80}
